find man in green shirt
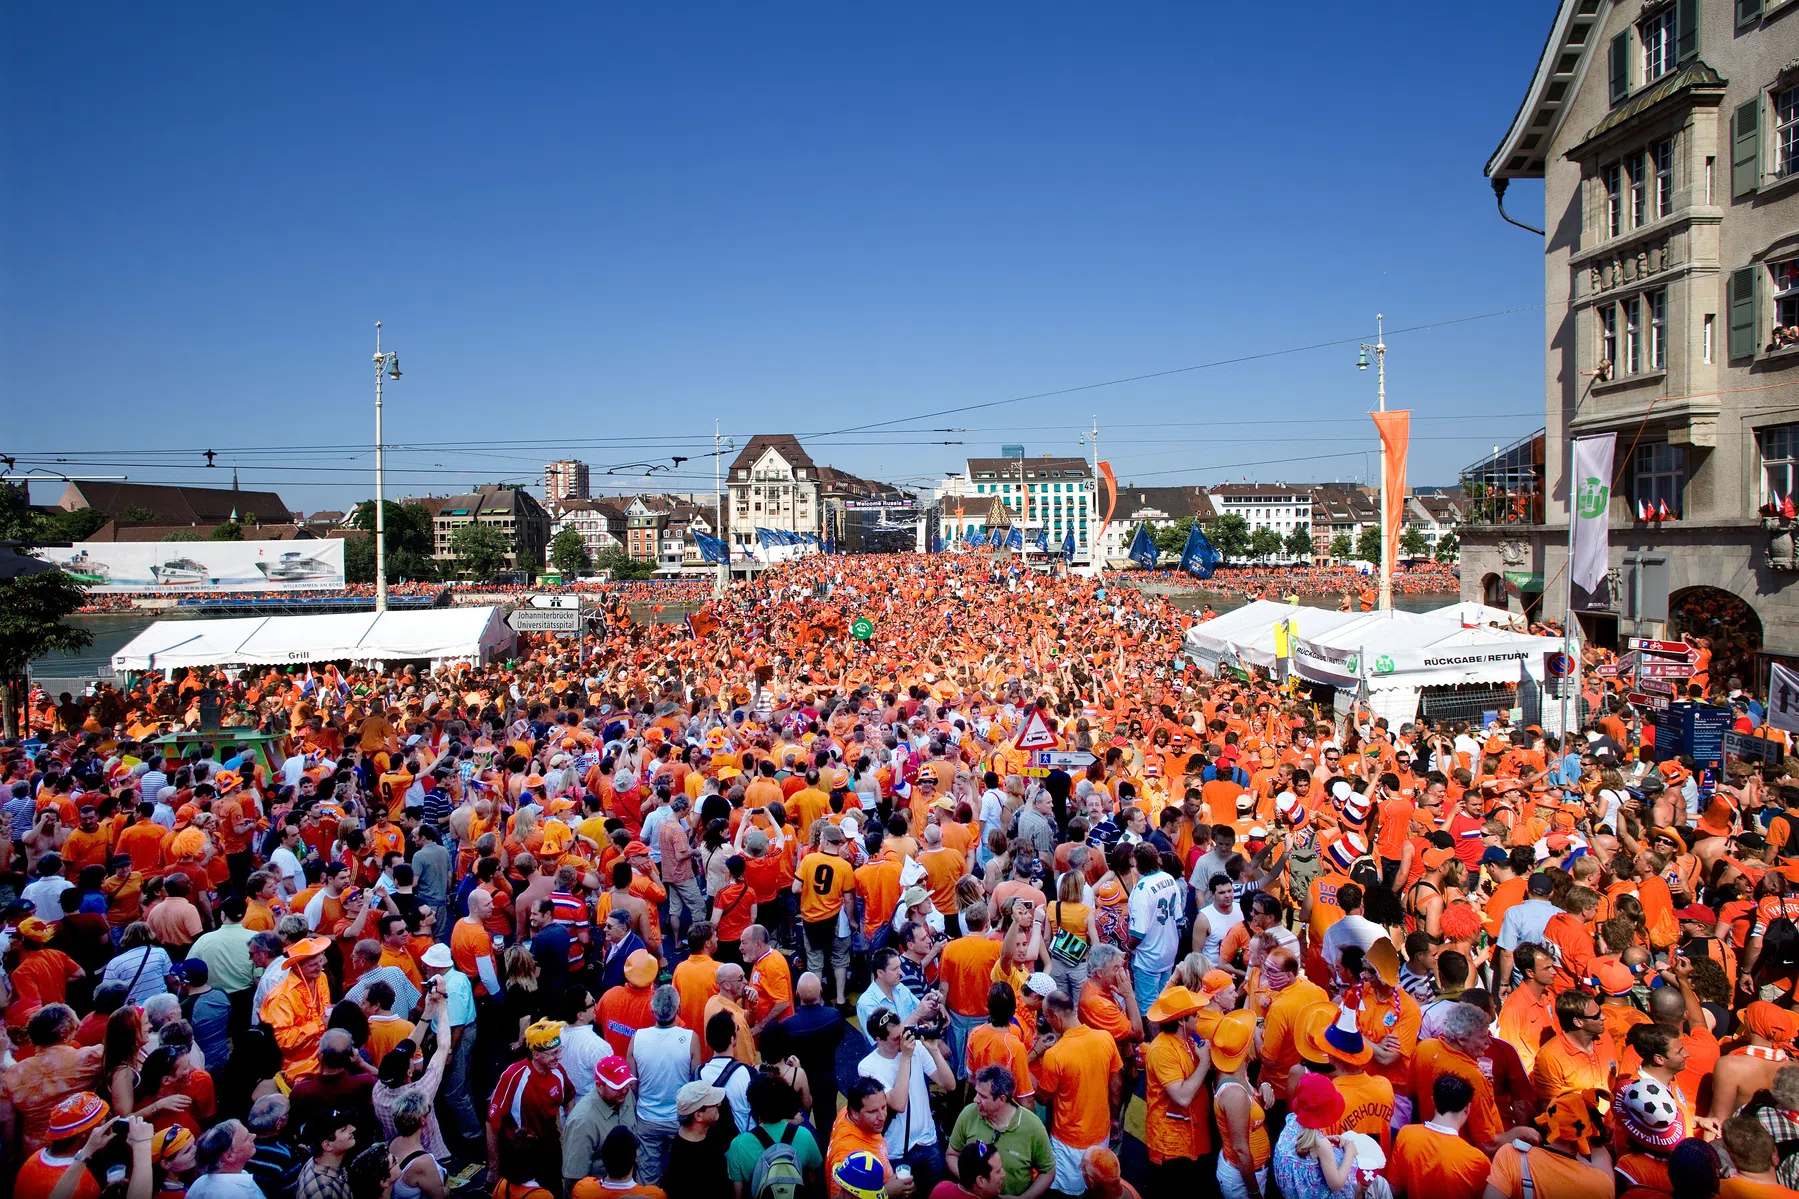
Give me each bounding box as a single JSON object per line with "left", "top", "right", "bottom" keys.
{"left": 725, "top": 1075, "right": 823, "bottom": 1197}
{"left": 945, "top": 1066, "right": 1054, "bottom": 1198}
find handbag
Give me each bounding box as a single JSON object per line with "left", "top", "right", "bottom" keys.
{"left": 1048, "top": 901, "right": 1090, "bottom": 965}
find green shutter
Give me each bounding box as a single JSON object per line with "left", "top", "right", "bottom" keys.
{"left": 1609, "top": 32, "right": 1630, "bottom": 104}
{"left": 1733, "top": 97, "right": 1761, "bottom": 197}
{"left": 1729, "top": 266, "right": 1759, "bottom": 359}
{"left": 1676, "top": 0, "right": 1699, "bottom": 61}
{"left": 1738, "top": 0, "right": 1762, "bottom": 26}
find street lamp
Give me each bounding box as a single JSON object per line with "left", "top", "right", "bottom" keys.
{"left": 1357, "top": 314, "right": 1392, "bottom": 611}
{"left": 373, "top": 323, "right": 401, "bottom": 613}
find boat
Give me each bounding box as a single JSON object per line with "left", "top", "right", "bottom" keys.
{"left": 152, "top": 557, "right": 214, "bottom": 586}
{"left": 257, "top": 551, "right": 337, "bottom": 583}
{"left": 60, "top": 550, "right": 111, "bottom": 584}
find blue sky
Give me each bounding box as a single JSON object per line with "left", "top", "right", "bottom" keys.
{"left": 3, "top": 2, "right": 1557, "bottom": 511}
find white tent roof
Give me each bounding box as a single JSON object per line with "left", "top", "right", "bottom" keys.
{"left": 1183, "top": 601, "right": 1363, "bottom": 670}
{"left": 1426, "top": 600, "right": 1527, "bottom": 630}
{"left": 113, "top": 606, "right": 515, "bottom": 671}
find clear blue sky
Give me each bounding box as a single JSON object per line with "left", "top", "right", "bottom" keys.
{"left": 3, "top": 2, "right": 1557, "bottom": 512}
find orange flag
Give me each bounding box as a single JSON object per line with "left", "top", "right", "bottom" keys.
{"left": 1371, "top": 410, "right": 1411, "bottom": 576}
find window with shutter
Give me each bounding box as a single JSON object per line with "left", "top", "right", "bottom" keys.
{"left": 1737, "top": 0, "right": 1762, "bottom": 25}
{"left": 1610, "top": 32, "right": 1630, "bottom": 104}
{"left": 1676, "top": 0, "right": 1698, "bottom": 62}
{"left": 1734, "top": 98, "right": 1762, "bottom": 198}
{"left": 1729, "top": 266, "right": 1759, "bottom": 359}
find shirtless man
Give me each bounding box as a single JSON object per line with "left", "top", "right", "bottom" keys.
{"left": 1711, "top": 1000, "right": 1797, "bottom": 1120}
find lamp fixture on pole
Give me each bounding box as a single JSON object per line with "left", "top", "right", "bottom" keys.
{"left": 1357, "top": 314, "right": 1392, "bottom": 612}
{"left": 372, "top": 323, "right": 401, "bottom": 613}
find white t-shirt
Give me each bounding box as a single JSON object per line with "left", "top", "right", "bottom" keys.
{"left": 186, "top": 1173, "right": 267, "bottom": 1199}
{"left": 857, "top": 1045, "right": 938, "bottom": 1158}
{"left": 1128, "top": 871, "right": 1182, "bottom": 973}
{"left": 270, "top": 846, "right": 305, "bottom": 895}
{"left": 1194, "top": 900, "right": 1245, "bottom": 962}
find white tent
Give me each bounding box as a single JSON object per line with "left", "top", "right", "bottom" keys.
{"left": 1427, "top": 600, "right": 1527, "bottom": 630}
{"left": 112, "top": 606, "right": 516, "bottom": 672}
{"left": 1183, "top": 601, "right": 1363, "bottom": 671}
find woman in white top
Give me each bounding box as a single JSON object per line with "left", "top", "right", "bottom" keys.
{"left": 103, "top": 923, "right": 175, "bottom": 1007}
{"left": 624, "top": 985, "right": 701, "bottom": 1186}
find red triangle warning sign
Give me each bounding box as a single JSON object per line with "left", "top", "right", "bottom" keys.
{"left": 1013, "top": 708, "right": 1058, "bottom": 750}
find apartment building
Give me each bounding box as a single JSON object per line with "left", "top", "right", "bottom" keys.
{"left": 543, "top": 460, "right": 591, "bottom": 504}
{"left": 1473, "top": 0, "right": 1798, "bottom": 649}
{"left": 936, "top": 455, "right": 1096, "bottom": 560}
{"left": 431, "top": 486, "right": 550, "bottom": 571}
{"left": 725, "top": 434, "right": 822, "bottom": 552}
{"left": 1207, "top": 483, "right": 1314, "bottom": 563}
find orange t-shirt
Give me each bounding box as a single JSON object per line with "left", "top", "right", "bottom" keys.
{"left": 450, "top": 918, "right": 498, "bottom": 996}
{"left": 965, "top": 1022, "right": 1034, "bottom": 1100}
{"left": 940, "top": 937, "right": 1004, "bottom": 1017}
{"left": 1411, "top": 1038, "right": 1503, "bottom": 1147}
{"left": 1143, "top": 1031, "right": 1211, "bottom": 1162}
{"left": 1486, "top": 1143, "right": 1612, "bottom": 1199}
{"left": 115, "top": 823, "right": 168, "bottom": 874}
{"left": 919, "top": 847, "right": 966, "bottom": 913}
{"left": 824, "top": 1111, "right": 891, "bottom": 1189}
{"left": 1261, "top": 977, "right": 1329, "bottom": 1102}
{"left": 1076, "top": 980, "right": 1134, "bottom": 1042}
{"left": 1037, "top": 1024, "right": 1122, "bottom": 1150}
{"left": 1720, "top": 1179, "right": 1799, "bottom": 1199}
{"left": 794, "top": 851, "right": 856, "bottom": 922}
{"left": 671, "top": 953, "right": 720, "bottom": 1034}
{"left": 1496, "top": 985, "right": 1556, "bottom": 1074}
{"left": 854, "top": 854, "right": 904, "bottom": 938}
{"left": 1386, "top": 1123, "right": 1489, "bottom": 1199}
{"left": 1529, "top": 1029, "right": 1617, "bottom": 1104}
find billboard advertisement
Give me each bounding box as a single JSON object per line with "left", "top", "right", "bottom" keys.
{"left": 38, "top": 539, "right": 347, "bottom": 592}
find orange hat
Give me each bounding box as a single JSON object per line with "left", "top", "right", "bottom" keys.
{"left": 1194, "top": 969, "right": 1235, "bottom": 1005}
{"left": 623, "top": 948, "right": 658, "bottom": 987}
{"left": 285, "top": 936, "right": 331, "bottom": 961}
{"left": 1697, "top": 799, "right": 1736, "bottom": 839}
{"left": 1145, "top": 986, "right": 1203, "bottom": 1024}
{"left": 1295, "top": 1001, "right": 1338, "bottom": 1065}
{"left": 1588, "top": 959, "right": 1636, "bottom": 997}
{"left": 1743, "top": 1000, "right": 1799, "bottom": 1046}
{"left": 47, "top": 1093, "right": 111, "bottom": 1140}
{"left": 1421, "top": 844, "right": 1455, "bottom": 872}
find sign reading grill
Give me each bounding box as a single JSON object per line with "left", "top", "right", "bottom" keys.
{"left": 507, "top": 607, "right": 582, "bottom": 633}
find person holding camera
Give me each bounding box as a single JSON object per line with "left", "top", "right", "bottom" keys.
{"left": 858, "top": 1004, "right": 955, "bottom": 1196}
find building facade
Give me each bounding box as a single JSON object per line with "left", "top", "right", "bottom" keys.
{"left": 819, "top": 467, "right": 916, "bottom": 552}
{"left": 1098, "top": 486, "right": 1214, "bottom": 563}
{"left": 1206, "top": 484, "right": 1315, "bottom": 563}
{"left": 549, "top": 499, "right": 627, "bottom": 562}
{"left": 937, "top": 456, "right": 1096, "bottom": 560}
{"left": 725, "top": 434, "right": 822, "bottom": 553}
{"left": 543, "top": 460, "right": 591, "bottom": 504}
{"left": 1473, "top": 0, "right": 1799, "bottom": 655}
{"left": 431, "top": 486, "right": 550, "bottom": 571}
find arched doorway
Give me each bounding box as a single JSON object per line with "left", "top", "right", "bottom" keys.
{"left": 1669, "top": 585, "right": 1763, "bottom": 694}
{"left": 1482, "top": 573, "right": 1507, "bottom": 610}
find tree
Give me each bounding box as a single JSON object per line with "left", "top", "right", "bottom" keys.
{"left": 1399, "top": 525, "right": 1430, "bottom": 559}
{"left": 1204, "top": 514, "right": 1252, "bottom": 562}
{"left": 549, "top": 528, "right": 591, "bottom": 577}
{"left": 1435, "top": 532, "right": 1460, "bottom": 562}
{"left": 1355, "top": 525, "right": 1383, "bottom": 564}
{"left": 1329, "top": 533, "right": 1353, "bottom": 561}
{"left": 592, "top": 546, "right": 656, "bottom": 581}
{"left": 1249, "top": 525, "right": 1283, "bottom": 561}
{"left": 162, "top": 529, "right": 202, "bottom": 542}
{"left": 449, "top": 521, "right": 511, "bottom": 581}
{"left": 0, "top": 482, "right": 92, "bottom": 737}
{"left": 120, "top": 504, "right": 156, "bottom": 524}
{"left": 1284, "top": 526, "right": 1313, "bottom": 561}
{"left": 346, "top": 500, "right": 439, "bottom": 584}
{"left": 210, "top": 520, "right": 244, "bottom": 541}
{"left": 1151, "top": 517, "right": 1194, "bottom": 556}
{"left": 36, "top": 507, "right": 111, "bottom": 543}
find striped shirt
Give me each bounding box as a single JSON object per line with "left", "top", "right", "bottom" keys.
{"left": 549, "top": 891, "right": 590, "bottom": 970}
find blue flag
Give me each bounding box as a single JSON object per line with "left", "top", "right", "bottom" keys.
{"left": 931, "top": 536, "right": 944, "bottom": 553}
{"left": 1128, "top": 523, "right": 1158, "bottom": 569}
{"left": 1062, "top": 528, "right": 1076, "bottom": 563}
{"left": 1033, "top": 529, "right": 1048, "bottom": 552}
{"left": 986, "top": 527, "right": 1004, "bottom": 548}
{"left": 964, "top": 525, "right": 982, "bottom": 547}
{"left": 693, "top": 531, "right": 730, "bottom": 564}
{"left": 1006, "top": 527, "right": 1023, "bottom": 550}
{"left": 1180, "top": 524, "right": 1220, "bottom": 579}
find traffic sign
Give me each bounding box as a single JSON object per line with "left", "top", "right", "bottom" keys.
{"left": 1630, "top": 638, "right": 1698, "bottom": 660}
{"left": 1627, "top": 691, "right": 1670, "bottom": 710}
{"left": 1013, "top": 708, "right": 1058, "bottom": 750}
{"left": 1032, "top": 750, "right": 1096, "bottom": 770}
{"left": 1638, "top": 677, "right": 1675, "bottom": 697}
{"left": 507, "top": 607, "right": 582, "bottom": 633}
{"left": 1020, "top": 767, "right": 1051, "bottom": 777}
{"left": 529, "top": 594, "right": 583, "bottom": 609}
{"left": 1594, "top": 662, "right": 1621, "bottom": 678}
{"left": 1725, "top": 731, "right": 1781, "bottom": 764}
{"left": 1636, "top": 659, "right": 1696, "bottom": 680}
{"left": 1613, "top": 653, "right": 1639, "bottom": 676}
{"left": 1546, "top": 652, "right": 1574, "bottom": 677}
{"left": 1771, "top": 663, "right": 1799, "bottom": 735}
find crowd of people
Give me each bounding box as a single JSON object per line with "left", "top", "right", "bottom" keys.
{"left": 3, "top": 553, "right": 1793, "bottom": 1199}
{"left": 1133, "top": 563, "right": 1460, "bottom": 602}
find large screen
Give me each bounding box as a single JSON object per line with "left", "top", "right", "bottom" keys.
{"left": 38, "top": 539, "right": 347, "bottom": 592}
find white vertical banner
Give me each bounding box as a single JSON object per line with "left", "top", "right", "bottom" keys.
{"left": 1570, "top": 433, "right": 1616, "bottom": 612}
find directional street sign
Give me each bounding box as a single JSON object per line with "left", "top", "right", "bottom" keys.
{"left": 529, "top": 594, "right": 583, "bottom": 609}
{"left": 507, "top": 607, "right": 582, "bottom": 633}
{"left": 1032, "top": 750, "right": 1096, "bottom": 770}
{"left": 1636, "top": 659, "right": 1696, "bottom": 680}
{"left": 1629, "top": 638, "right": 1698, "bottom": 661}
{"left": 1637, "top": 677, "right": 1676, "bottom": 697}
{"left": 1626, "top": 691, "right": 1670, "bottom": 711}
{"left": 1771, "top": 663, "right": 1799, "bottom": 735}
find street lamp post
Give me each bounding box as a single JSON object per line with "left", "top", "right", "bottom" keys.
{"left": 372, "top": 324, "right": 401, "bottom": 612}
{"left": 1357, "top": 315, "right": 1391, "bottom": 611}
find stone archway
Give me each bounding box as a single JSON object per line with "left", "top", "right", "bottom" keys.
{"left": 1481, "top": 573, "right": 1507, "bottom": 609}
{"left": 1669, "top": 585, "right": 1763, "bottom": 693}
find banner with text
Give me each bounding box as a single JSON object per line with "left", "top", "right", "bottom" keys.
{"left": 38, "top": 540, "right": 346, "bottom": 592}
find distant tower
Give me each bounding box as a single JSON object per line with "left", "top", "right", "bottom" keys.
{"left": 543, "top": 459, "right": 591, "bottom": 503}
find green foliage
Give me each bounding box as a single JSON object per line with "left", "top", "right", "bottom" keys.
{"left": 0, "top": 486, "right": 93, "bottom": 736}
{"left": 1355, "top": 525, "right": 1383, "bottom": 564}
{"left": 1399, "top": 526, "right": 1430, "bottom": 558}
{"left": 39, "top": 507, "right": 112, "bottom": 543}
{"left": 210, "top": 521, "right": 244, "bottom": 541}
{"left": 121, "top": 504, "right": 156, "bottom": 524}
{"left": 1248, "top": 525, "right": 1283, "bottom": 561}
{"left": 1329, "top": 533, "right": 1353, "bottom": 561}
{"left": 449, "top": 521, "right": 511, "bottom": 581}
{"left": 162, "top": 529, "right": 203, "bottom": 542}
{"left": 0, "top": 485, "right": 112, "bottom": 545}
{"left": 349, "top": 500, "right": 436, "bottom": 556}
{"left": 1203, "top": 514, "right": 1251, "bottom": 561}
{"left": 1150, "top": 517, "right": 1194, "bottom": 556}
{"left": 592, "top": 546, "right": 656, "bottom": 581}
{"left": 1284, "top": 526, "right": 1313, "bottom": 560}
{"left": 1435, "top": 532, "right": 1461, "bottom": 562}
{"left": 549, "top": 528, "right": 592, "bottom": 577}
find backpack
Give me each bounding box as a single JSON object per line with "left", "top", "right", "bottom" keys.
{"left": 1765, "top": 914, "right": 1799, "bottom": 972}
{"left": 747, "top": 1124, "right": 805, "bottom": 1199}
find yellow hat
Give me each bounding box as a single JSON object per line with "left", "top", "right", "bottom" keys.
{"left": 1209, "top": 1008, "right": 1257, "bottom": 1071}
{"left": 524, "top": 1019, "right": 565, "bottom": 1051}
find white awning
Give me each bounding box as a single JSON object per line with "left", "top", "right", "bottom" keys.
{"left": 1183, "top": 601, "right": 1363, "bottom": 670}
{"left": 113, "top": 606, "right": 515, "bottom": 671}
{"left": 1292, "top": 609, "right": 1565, "bottom": 691}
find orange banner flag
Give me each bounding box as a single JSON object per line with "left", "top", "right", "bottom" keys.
{"left": 1371, "top": 410, "right": 1411, "bottom": 575}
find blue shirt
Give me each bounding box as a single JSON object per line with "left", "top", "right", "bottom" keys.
{"left": 1496, "top": 897, "right": 1560, "bottom": 952}
{"left": 855, "top": 980, "right": 919, "bottom": 1032}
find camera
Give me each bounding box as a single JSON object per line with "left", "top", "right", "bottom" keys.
{"left": 913, "top": 1019, "right": 946, "bottom": 1041}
